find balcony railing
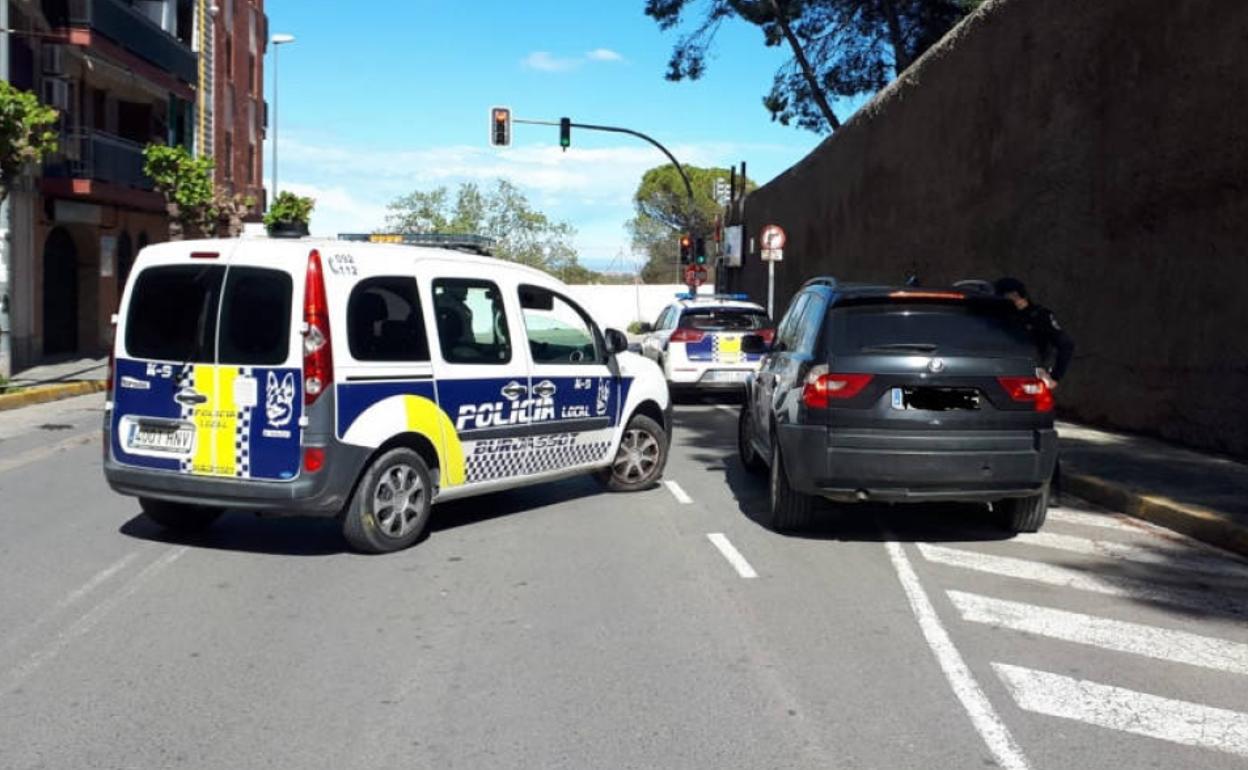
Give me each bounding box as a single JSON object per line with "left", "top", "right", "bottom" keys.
{"left": 42, "top": 0, "right": 197, "bottom": 85}
{"left": 44, "top": 130, "right": 154, "bottom": 191}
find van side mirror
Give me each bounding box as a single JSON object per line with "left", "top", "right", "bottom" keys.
{"left": 604, "top": 328, "right": 629, "bottom": 355}
{"left": 637, "top": 322, "right": 654, "bottom": 334}
{"left": 741, "top": 334, "right": 769, "bottom": 354}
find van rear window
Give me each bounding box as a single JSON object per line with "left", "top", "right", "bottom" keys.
{"left": 830, "top": 302, "right": 1034, "bottom": 356}
{"left": 125, "top": 265, "right": 292, "bottom": 364}
{"left": 678, "top": 307, "right": 770, "bottom": 331}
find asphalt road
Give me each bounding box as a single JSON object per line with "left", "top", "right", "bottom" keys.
{"left": 2, "top": 393, "right": 1246, "bottom": 769}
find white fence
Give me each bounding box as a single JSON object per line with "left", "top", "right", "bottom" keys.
{"left": 565, "top": 284, "right": 715, "bottom": 332}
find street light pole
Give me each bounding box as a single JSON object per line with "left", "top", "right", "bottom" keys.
{"left": 269, "top": 33, "right": 295, "bottom": 206}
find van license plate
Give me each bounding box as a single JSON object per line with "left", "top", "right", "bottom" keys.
{"left": 703, "top": 370, "right": 749, "bottom": 383}
{"left": 130, "top": 423, "right": 193, "bottom": 454}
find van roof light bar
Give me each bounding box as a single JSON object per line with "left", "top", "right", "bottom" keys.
{"left": 338, "top": 232, "right": 496, "bottom": 256}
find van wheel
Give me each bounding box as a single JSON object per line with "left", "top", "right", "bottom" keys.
{"left": 738, "top": 407, "right": 766, "bottom": 475}
{"left": 140, "top": 498, "right": 222, "bottom": 533}
{"left": 343, "top": 448, "right": 433, "bottom": 554}
{"left": 763, "top": 442, "right": 813, "bottom": 532}
{"left": 598, "top": 414, "right": 667, "bottom": 492}
{"left": 1000, "top": 486, "right": 1049, "bottom": 533}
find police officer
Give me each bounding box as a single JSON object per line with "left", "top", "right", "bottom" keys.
{"left": 994, "top": 277, "right": 1075, "bottom": 389}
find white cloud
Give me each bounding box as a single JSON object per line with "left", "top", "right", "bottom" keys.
{"left": 522, "top": 51, "right": 581, "bottom": 72}
{"left": 585, "top": 48, "right": 624, "bottom": 62}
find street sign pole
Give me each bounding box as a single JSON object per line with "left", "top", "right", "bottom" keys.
{"left": 759, "top": 224, "right": 787, "bottom": 320}
{"left": 768, "top": 261, "right": 775, "bottom": 318}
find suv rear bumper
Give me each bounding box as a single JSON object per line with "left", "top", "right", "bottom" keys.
{"left": 777, "top": 424, "right": 1058, "bottom": 503}
{"left": 103, "top": 426, "right": 368, "bottom": 516}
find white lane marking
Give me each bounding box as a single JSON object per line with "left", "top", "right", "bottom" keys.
{"left": 0, "top": 432, "right": 97, "bottom": 475}
{"left": 3, "top": 546, "right": 188, "bottom": 692}
{"left": 949, "top": 591, "right": 1248, "bottom": 676}
{"left": 885, "top": 542, "right": 1031, "bottom": 770}
{"left": 994, "top": 663, "right": 1248, "bottom": 758}
{"left": 664, "top": 480, "right": 693, "bottom": 505}
{"left": 917, "top": 543, "right": 1248, "bottom": 617}
{"left": 0, "top": 551, "right": 140, "bottom": 656}
{"left": 1049, "top": 508, "right": 1143, "bottom": 533}
{"left": 707, "top": 533, "right": 758, "bottom": 579}
{"left": 1013, "top": 531, "right": 1248, "bottom": 580}
{"left": 714, "top": 404, "right": 738, "bottom": 415}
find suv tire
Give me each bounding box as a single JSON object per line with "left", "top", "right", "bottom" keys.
{"left": 1000, "top": 486, "right": 1049, "bottom": 533}
{"left": 738, "top": 407, "right": 766, "bottom": 475}
{"left": 765, "top": 441, "right": 813, "bottom": 532}
{"left": 599, "top": 413, "right": 668, "bottom": 492}
{"left": 343, "top": 448, "right": 433, "bottom": 554}
{"left": 140, "top": 498, "right": 222, "bottom": 533}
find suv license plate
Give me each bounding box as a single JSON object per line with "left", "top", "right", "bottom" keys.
{"left": 130, "top": 423, "right": 194, "bottom": 454}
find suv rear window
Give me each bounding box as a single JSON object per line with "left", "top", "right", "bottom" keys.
{"left": 678, "top": 307, "right": 769, "bottom": 332}
{"left": 830, "top": 302, "right": 1034, "bottom": 356}
{"left": 125, "top": 265, "right": 292, "bottom": 364}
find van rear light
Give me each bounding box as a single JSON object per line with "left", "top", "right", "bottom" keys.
{"left": 758, "top": 328, "right": 775, "bottom": 344}
{"left": 670, "top": 328, "right": 705, "bottom": 343}
{"left": 998, "top": 376, "right": 1054, "bottom": 412}
{"left": 189, "top": 251, "right": 219, "bottom": 260}
{"left": 302, "top": 249, "right": 334, "bottom": 406}
{"left": 802, "top": 366, "right": 873, "bottom": 408}
{"left": 303, "top": 447, "right": 325, "bottom": 473}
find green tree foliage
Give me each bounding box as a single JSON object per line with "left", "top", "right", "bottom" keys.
{"left": 0, "top": 82, "right": 59, "bottom": 205}
{"left": 384, "top": 179, "right": 605, "bottom": 284}
{"left": 143, "top": 143, "right": 216, "bottom": 239}
{"left": 645, "top": 0, "right": 982, "bottom": 133}
{"left": 628, "top": 164, "right": 753, "bottom": 283}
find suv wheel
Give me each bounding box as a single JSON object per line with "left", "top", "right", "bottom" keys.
{"left": 738, "top": 407, "right": 766, "bottom": 475}
{"left": 343, "top": 448, "right": 433, "bottom": 554}
{"left": 140, "top": 498, "right": 222, "bottom": 533}
{"left": 1000, "top": 485, "right": 1049, "bottom": 533}
{"left": 599, "top": 414, "right": 668, "bottom": 492}
{"left": 764, "top": 442, "right": 813, "bottom": 532}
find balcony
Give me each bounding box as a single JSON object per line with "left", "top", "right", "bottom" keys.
{"left": 44, "top": 130, "right": 153, "bottom": 190}
{"left": 42, "top": 0, "right": 197, "bottom": 84}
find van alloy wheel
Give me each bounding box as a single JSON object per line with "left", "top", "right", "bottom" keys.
{"left": 372, "top": 463, "right": 426, "bottom": 539}
{"left": 613, "top": 428, "right": 661, "bottom": 484}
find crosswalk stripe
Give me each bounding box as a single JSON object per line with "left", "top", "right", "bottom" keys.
{"left": 949, "top": 591, "right": 1248, "bottom": 676}
{"left": 1048, "top": 509, "right": 1143, "bottom": 533}
{"left": 1012, "top": 531, "right": 1248, "bottom": 580}
{"left": 917, "top": 543, "right": 1248, "bottom": 617}
{"left": 993, "top": 663, "right": 1248, "bottom": 757}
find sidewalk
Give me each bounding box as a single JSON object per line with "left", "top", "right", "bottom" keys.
{"left": 9, "top": 356, "right": 108, "bottom": 386}
{"left": 1059, "top": 422, "right": 1248, "bottom": 558}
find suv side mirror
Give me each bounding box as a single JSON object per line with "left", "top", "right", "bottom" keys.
{"left": 741, "top": 334, "right": 769, "bottom": 355}
{"left": 604, "top": 328, "right": 629, "bottom": 355}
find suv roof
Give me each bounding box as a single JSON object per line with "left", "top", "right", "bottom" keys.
{"left": 800, "top": 276, "right": 1011, "bottom": 308}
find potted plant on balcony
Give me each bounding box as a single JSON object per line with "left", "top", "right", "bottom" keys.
{"left": 264, "top": 191, "right": 314, "bottom": 238}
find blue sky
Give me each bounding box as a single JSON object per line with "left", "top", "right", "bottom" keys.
{"left": 263, "top": 0, "right": 834, "bottom": 271}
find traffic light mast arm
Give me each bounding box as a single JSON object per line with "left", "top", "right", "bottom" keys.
{"left": 512, "top": 118, "right": 695, "bottom": 203}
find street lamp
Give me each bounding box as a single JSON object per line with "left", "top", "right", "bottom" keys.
{"left": 269, "top": 33, "right": 296, "bottom": 206}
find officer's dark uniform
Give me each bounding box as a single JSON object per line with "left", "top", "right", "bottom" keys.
{"left": 1019, "top": 303, "right": 1075, "bottom": 383}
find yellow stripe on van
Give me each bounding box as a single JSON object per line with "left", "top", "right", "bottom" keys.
{"left": 403, "top": 395, "right": 465, "bottom": 487}
{"left": 212, "top": 367, "right": 239, "bottom": 476}
{"left": 190, "top": 365, "right": 238, "bottom": 478}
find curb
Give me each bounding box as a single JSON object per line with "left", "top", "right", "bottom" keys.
{"left": 0, "top": 381, "right": 108, "bottom": 413}
{"left": 1063, "top": 471, "right": 1248, "bottom": 559}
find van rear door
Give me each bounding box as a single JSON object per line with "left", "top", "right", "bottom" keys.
{"left": 111, "top": 252, "right": 302, "bottom": 481}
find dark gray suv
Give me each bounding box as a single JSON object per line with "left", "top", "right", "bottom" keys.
{"left": 738, "top": 277, "right": 1058, "bottom": 533}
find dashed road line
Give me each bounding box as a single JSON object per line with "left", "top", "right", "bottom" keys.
{"left": 949, "top": 591, "right": 1248, "bottom": 676}
{"left": 885, "top": 542, "right": 1031, "bottom": 770}
{"left": 917, "top": 543, "right": 1248, "bottom": 617}
{"left": 664, "top": 479, "right": 693, "bottom": 504}
{"left": 993, "top": 663, "right": 1248, "bottom": 758}
{"left": 707, "top": 533, "right": 758, "bottom": 579}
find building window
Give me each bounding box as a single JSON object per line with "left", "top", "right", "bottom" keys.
{"left": 224, "top": 132, "right": 233, "bottom": 180}
{"left": 247, "top": 143, "right": 254, "bottom": 184}
{"left": 225, "top": 34, "right": 233, "bottom": 79}
{"left": 247, "top": 54, "right": 255, "bottom": 95}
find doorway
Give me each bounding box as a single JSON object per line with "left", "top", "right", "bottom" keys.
{"left": 42, "top": 227, "right": 79, "bottom": 355}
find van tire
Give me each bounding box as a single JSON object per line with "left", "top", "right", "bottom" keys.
{"left": 764, "top": 442, "right": 813, "bottom": 532}
{"left": 598, "top": 414, "right": 668, "bottom": 492}
{"left": 1000, "top": 486, "right": 1049, "bottom": 533}
{"left": 140, "top": 498, "right": 222, "bottom": 533}
{"left": 343, "top": 448, "right": 434, "bottom": 554}
{"left": 738, "top": 407, "right": 766, "bottom": 475}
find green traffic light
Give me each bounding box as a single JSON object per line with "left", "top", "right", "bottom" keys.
{"left": 560, "top": 118, "right": 571, "bottom": 149}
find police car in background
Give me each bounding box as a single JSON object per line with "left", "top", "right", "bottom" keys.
{"left": 104, "top": 233, "right": 672, "bottom": 553}
{"left": 640, "top": 294, "right": 774, "bottom": 393}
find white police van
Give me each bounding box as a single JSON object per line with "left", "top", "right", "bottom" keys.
{"left": 639, "top": 294, "right": 773, "bottom": 393}
{"left": 104, "top": 234, "right": 671, "bottom": 553}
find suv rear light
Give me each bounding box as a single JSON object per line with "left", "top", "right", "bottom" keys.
{"left": 802, "top": 366, "right": 873, "bottom": 408}
{"left": 758, "top": 328, "right": 775, "bottom": 344}
{"left": 998, "top": 376, "right": 1054, "bottom": 412}
{"left": 670, "top": 328, "right": 705, "bottom": 343}
{"left": 303, "top": 249, "right": 334, "bottom": 406}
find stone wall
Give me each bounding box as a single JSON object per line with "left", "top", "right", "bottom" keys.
{"left": 727, "top": 0, "right": 1248, "bottom": 456}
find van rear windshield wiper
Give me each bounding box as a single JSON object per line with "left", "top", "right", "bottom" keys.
{"left": 860, "top": 343, "right": 939, "bottom": 352}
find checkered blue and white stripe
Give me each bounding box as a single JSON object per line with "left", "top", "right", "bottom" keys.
{"left": 464, "top": 440, "right": 612, "bottom": 484}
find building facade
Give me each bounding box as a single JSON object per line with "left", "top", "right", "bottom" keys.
{"left": 202, "top": 0, "right": 266, "bottom": 213}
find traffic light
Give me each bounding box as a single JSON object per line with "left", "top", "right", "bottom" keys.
{"left": 694, "top": 237, "right": 707, "bottom": 265}
{"left": 559, "top": 117, "right": 571, "bottom": 150}
{"left": 679, "top": 233, "right": 693, "bottom": 264}
{"left": 490, "top": 107, "right": 511, "bottom": 147}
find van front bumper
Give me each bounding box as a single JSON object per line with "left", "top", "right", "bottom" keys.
{"left": 103, "top": 427, "right": 368, "bottom": 517}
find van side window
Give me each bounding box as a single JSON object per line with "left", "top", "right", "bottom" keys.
{"left": 347, "top": 277, "right": 430, "bottom": 362}
{"left": 518, "top": 285, "right": 601, "bottom": 365}
{"left": 433, "top": 279, "right": 511, "bottom": 364}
